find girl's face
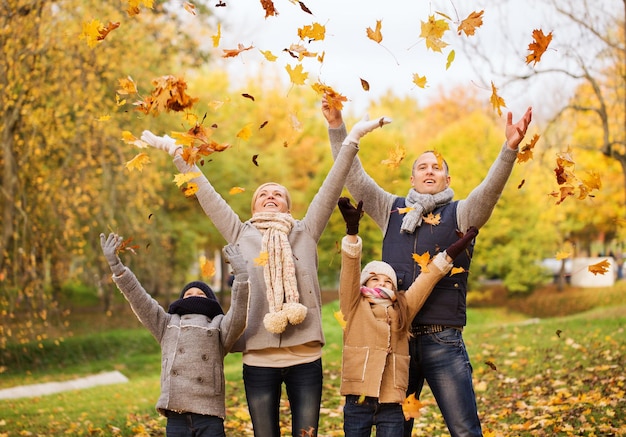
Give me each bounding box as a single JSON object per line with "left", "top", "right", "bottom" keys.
{"left": 252, "top": 184, "right": 290, "bottom": 213}
{"left": 365, "top": 274, "right": 395, "bottom": 290}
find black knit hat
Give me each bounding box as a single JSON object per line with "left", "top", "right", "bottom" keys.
{"left": 180, "top": 281, "right": 217, "bottom": 300}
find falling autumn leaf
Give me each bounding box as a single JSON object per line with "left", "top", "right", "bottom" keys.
{"left": 517, "top": 134, "right": 540, "bottom": 163}
{"left": 333, "top": 310, "right": 346, "bottom": 329}
{"left": 489, "top": 81, "right": 506, "bottom": 117}
{"left": 311, "top": 82, "right": 347, "bottom": 110}
{"left": 298, "top": 22, "right": 325, "bottom": 41}
{"left": 183, "top": 2, "right": 196, "bottom": 15}
{"left": 117, "top": 76, "right": 137, "bottom": 95}
{"left": 242, "top": 93, "right": 255, "bottom": 101}
{"left": 252, "top": 154, "right": 259, "bottom": 166}
{"left": 485, "top": 360, "right": 498, "bottom": 371}
{"left": 366, "top": 20, "right": 383, "bottom": 43}
{"left": 125, "top": 0, "right": 153, "bottom": 16}
{"left": 259, "top": 0, "right": 277, "bottom": 17}
{"left": 286, "top": 63, "right": 308, "bottom": 85}
{"left": 173, "top": 172, "right": 201, "bottom": 187}
{"left": 588, "top": 259, "right": 610, "bottom": 275}
{"left": 134, "top": 75, "right": 199, "bottom": 115}
{"left": 200, "top": 258, "right": 216, "bottom": 278}
{"left": 211, "top": 23, "right": 221, "bottom": 47}
{"left": 412, "top": 73, "right": 427, "bottom": 88}
{"left": 526, "top": 29, "right": 553, "bottom": 65}
{"left": 254, "top": 251, "right": 269, "bottom": 266}
{"left": 555, "top": 249, "right": 572, "bottom": 260}
{"left": 259, "top": 49, "right": 278, "bottom": 61}
{"left": 450, "top": 266, "right": 466, "bottom": 276}
{"left": 402, "top": 393, "right": 424, "bottom": 420}
{"left": 420, "top": 15, "right": 449, "bottom": 52}
{"left": 360, "top": 78, "right": 370, "bottom": 91}
{"left": 422, "top": 212, "right": 441, "bottom": 226}
{"left": 125, "top": 153, "right": 151, "bottom": 172}
{"left": 182, "top": 182, "right": 199, "bottom": 197}
{"left": 412, "top": 252, "right": 431, "bottom": 273}
{"left": 236, "top": 123, "right": 253, "bottom": 141}
{"left": 222, "top": 43, "right": 254, "bottom": 58}
{"left": 121, "top": 131, "right": 147, "bottom": 148}
{"left": 117, "top": 236, "right": 140, "bottom": 255}
{"left": 397, "top": 206, "right": 414, "bottom": 215}
{"left": 229, "top": 186, "right": 245, "bottom": 195}
{"left": 381, "top": 145, "right": 406, "bottom": 168}
{"left": 457, "top": 10, "right": 484, "bottom": 36}
{"left": 446, "top": 50, "right": 455, "bottom": 69}
{"left": 80, "top": 19, "right": 119, "bottom": 48}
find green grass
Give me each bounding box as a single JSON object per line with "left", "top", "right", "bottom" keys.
{"left": 1, "top": 287, "right": 625, "bottom": 436}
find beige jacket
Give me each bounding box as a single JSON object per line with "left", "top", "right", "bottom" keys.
{"left": 338, "top": 236, "right": 452, "bottom": 403}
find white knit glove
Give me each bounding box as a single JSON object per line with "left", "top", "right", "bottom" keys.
{"left": 141, "top": 130, "right": 179, "bottom": 156}
{"left": 342, "top": 114, "right": 392, "bottom": 146}
{"left": 100, "top": 233, "right": 126, "bottom": 276}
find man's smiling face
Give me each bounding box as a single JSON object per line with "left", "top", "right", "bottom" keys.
{"left": 252, "top": 183, "right": 290, "bottom": 213}
{"left": 410, "top": 152, "right": 450, "bottom": 195}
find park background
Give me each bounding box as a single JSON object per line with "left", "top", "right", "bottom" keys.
{"left": 1, "top": 0, "right": 625, "bottom": 435}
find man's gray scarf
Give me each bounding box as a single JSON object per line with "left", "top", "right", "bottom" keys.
{"left": 401, "top": 187, "right": 455, "bottom": 233}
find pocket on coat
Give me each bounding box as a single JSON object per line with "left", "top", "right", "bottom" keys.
{"left": 393, "top": 353, "right": 410, "bottom": 390}
{"left": 342, "top": 346, "right": 369, "bottom": 382}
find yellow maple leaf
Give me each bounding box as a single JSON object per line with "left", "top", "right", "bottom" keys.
{"left": 311, "top": 82, "right": 347, "bottom": 110}
{"left": 126, "top": 0, "right": 153, "bottom": 16}
{"left": 581, "top": 170, "right": 602, "bottom": 191}
{"left": 236, "top": 123, "right": 253, "bottom": 141}
{"left": 298, "top": 22, "right": 325, "bottom": 41}
{"left": 412, "top": 252, "right": 431, "bottom": 273}
{"left": 381, "top": 145, "right": 406, "bottom": 168}
{"left": 526, "top": 29, "right": 553, "bottom": 66}
{"left": 173, "top": 172, "right": 201, "bottom": 187}
{"left": 333, "top": 310, "right": 346, "bottom": 329}
{"left": 200, "top": 258, "right": 216, "bottom": 278}
{"left": 125, "top": 153, "right": 150, "bottom": 172}
{"left": 489, "top": 81, "right": 506, "bottom": 117}
{"left": 117, "top": 76, "right": 137, "bottom": 95}
{"left": 254, "top": 251, "right": 269, "bottom": 266}
{"left": 211, "top": 23, "right": 221, "bottom": 47}
{"left": 420, "top": 15, "right": 449, "bottom": 52}
{"left": 366, "top": 20, "right": 383, "bottom": 43}
{"left": 450, "top": 266, "right": 466, "bottom": 276}
{"left": 229, "top": 186, "right": 246, "bottom": 195}
{"left": 412, "top": 73, "right": 427, "bottom": 88}
{"left": 285, "top": 63, "right": 308, "bottom": 85}
{"left": 588, "top": 259, "right": 610, "bottom": 276}
{"left": 182, "top": 182, "right": 198, "bottom": 197}
{"left": 259, "top": 49, "right": 277, "bottom": 61}
{"left": 402, "top": 393, "right": 424, "bottom": 420}
{"left": 398, "top": 206, "right": 414, "bottom": 215}
{"left": 457, "top": 10, "right": 484, "bottom": 36}
{"left": 121, "top": 131, "right": 148, "bottom": 148}
{"left": 422, "top": 212, "right": 441, "bottom": 225}
{"left": 80, "top": 19, "right": 105, "bottom": 48}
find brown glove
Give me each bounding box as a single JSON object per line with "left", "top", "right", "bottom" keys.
{"left": 446, "top": 226, "right": 479, "bottom": 259}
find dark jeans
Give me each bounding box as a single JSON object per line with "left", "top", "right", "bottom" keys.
{"left": 403, "top": 328, "right": 482, "bottom": 437}
{"left": 165, "top": 412, "right": 225, "bottom": 437}
{"left": 243, "top": 358, "right": 323, "bottom": 437}
{"left": 343, "top": 395, "right": 404, "bottom": 437}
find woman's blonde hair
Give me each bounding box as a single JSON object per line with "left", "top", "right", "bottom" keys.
{"left": 251, "top": 182, "right": 292, "bottom": 213}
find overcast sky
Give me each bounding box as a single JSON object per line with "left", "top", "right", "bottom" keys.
{"left": 210, "top": 0, "right": 563, "bottom": 117}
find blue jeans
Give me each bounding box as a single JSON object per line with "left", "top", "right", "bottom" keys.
{"left": 243, "top": 358, "right": 323, "bottom": 437}
{"left": 403, "top": 328, "right": 482, "bottom": 437}
{"left": 343, "top": 395, "right": 404, "bottom": 437}
{"left": 165, "top": 412, "right": 225, "bottom": 437}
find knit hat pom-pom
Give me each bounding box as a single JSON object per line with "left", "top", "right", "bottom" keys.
{"left": 264, "top": 311, "right": 289, "bottom": 334}
{"left": 283, "top": 302, "right": 307, "bottom": 325}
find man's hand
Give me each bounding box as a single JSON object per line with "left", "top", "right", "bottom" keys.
{"left": 505, "top": 107, "right": 533, "bottom": 150}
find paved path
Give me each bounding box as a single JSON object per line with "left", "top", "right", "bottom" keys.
{"left": 0, "top": 370, "right": 128, "bottom": 400}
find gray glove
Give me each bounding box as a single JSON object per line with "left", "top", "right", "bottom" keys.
{"left": 342, "top": 114, "right": 392, "bottom": 146}
{"left": 140, "top": 130, "right": 180, "bottom": 156}
{"left": 100, "top": 233, "right": 125, "bottom": 276}
{"left": 223, "top": 244, "right": 248, "bottom": 282}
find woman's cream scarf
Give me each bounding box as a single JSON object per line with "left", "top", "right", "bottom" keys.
{"left": 250, "top": 212, "right": 307, "bottom": 334}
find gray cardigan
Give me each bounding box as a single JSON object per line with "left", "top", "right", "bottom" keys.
{"left": 172, "top": 142, "right": 359, "bottom": 353}
{"left": 112, "top": 268, "right": 249, "bottom": 418}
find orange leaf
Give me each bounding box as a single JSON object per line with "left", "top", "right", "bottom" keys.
{"left": 229, "top": 186, "right": 246, "bottom": 195}
{"left": 183, "top": 2, "right": 196, "bottom": 15}
{"left": 457, "top": 10, "right": 484, "bottom": 36}
{"left": 298, "top": 22, "right": 325, "bottom": 41}
{"left": 450, "top": 266, "right": 466, "bottom": 276}
{"left": 311, "top": 82, "right": 347, "bottom": 110}
{"left": 422, "top": 212, "right": 441, "bottom": 226}
{"left": 134, "top": 75, "right": 198, "bottom": 116}
{"left": 402, "top": 393, "right": 424, "bottom": 420}
{"left": 182, "top": 182, "right": 198, "bottom": 197}
{"left": 381, "top": 145, "right": 406, "bottom": 168}
{"left": 259, "top": 0, "right": 277, "bottom": 17}
{"left": 412, "top": 252, "right": 431, "bottom": 273}
{"left": 117, "top": 76, "right": 137, "bottom": 95}
{"left": 366, "top": 20, "right": 383, "bottom": 43}
{"left": 222, "top": 43, "right": 254, "bottom": 58}
{"left": 200, "top": 259, "right": 216, "bottom": 278}
{"left": 526, "top": 29, "right": 553, "bottom": 66}
{"left": 397, "top": 206, "right": 414, "bottom": 215}
{"left": 516, "top": 134, "right": 540, "bottom": 163}
{"left": 588, "top": 259, "right": 610, "bottom": 276}
{"left": 489, "top": 81, "right": 506, "bottom": 117}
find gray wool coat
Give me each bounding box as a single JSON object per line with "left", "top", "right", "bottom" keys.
{"left": 111, "top": 268, "right": 249, "bottom": 419}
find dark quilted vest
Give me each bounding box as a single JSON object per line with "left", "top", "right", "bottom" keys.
{"left": 382, "top": 198, "right": 474, "bottom": 326}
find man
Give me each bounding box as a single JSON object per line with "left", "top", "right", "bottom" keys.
{"left": 323, "top": 100, "right": 532, "bottom": 437}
